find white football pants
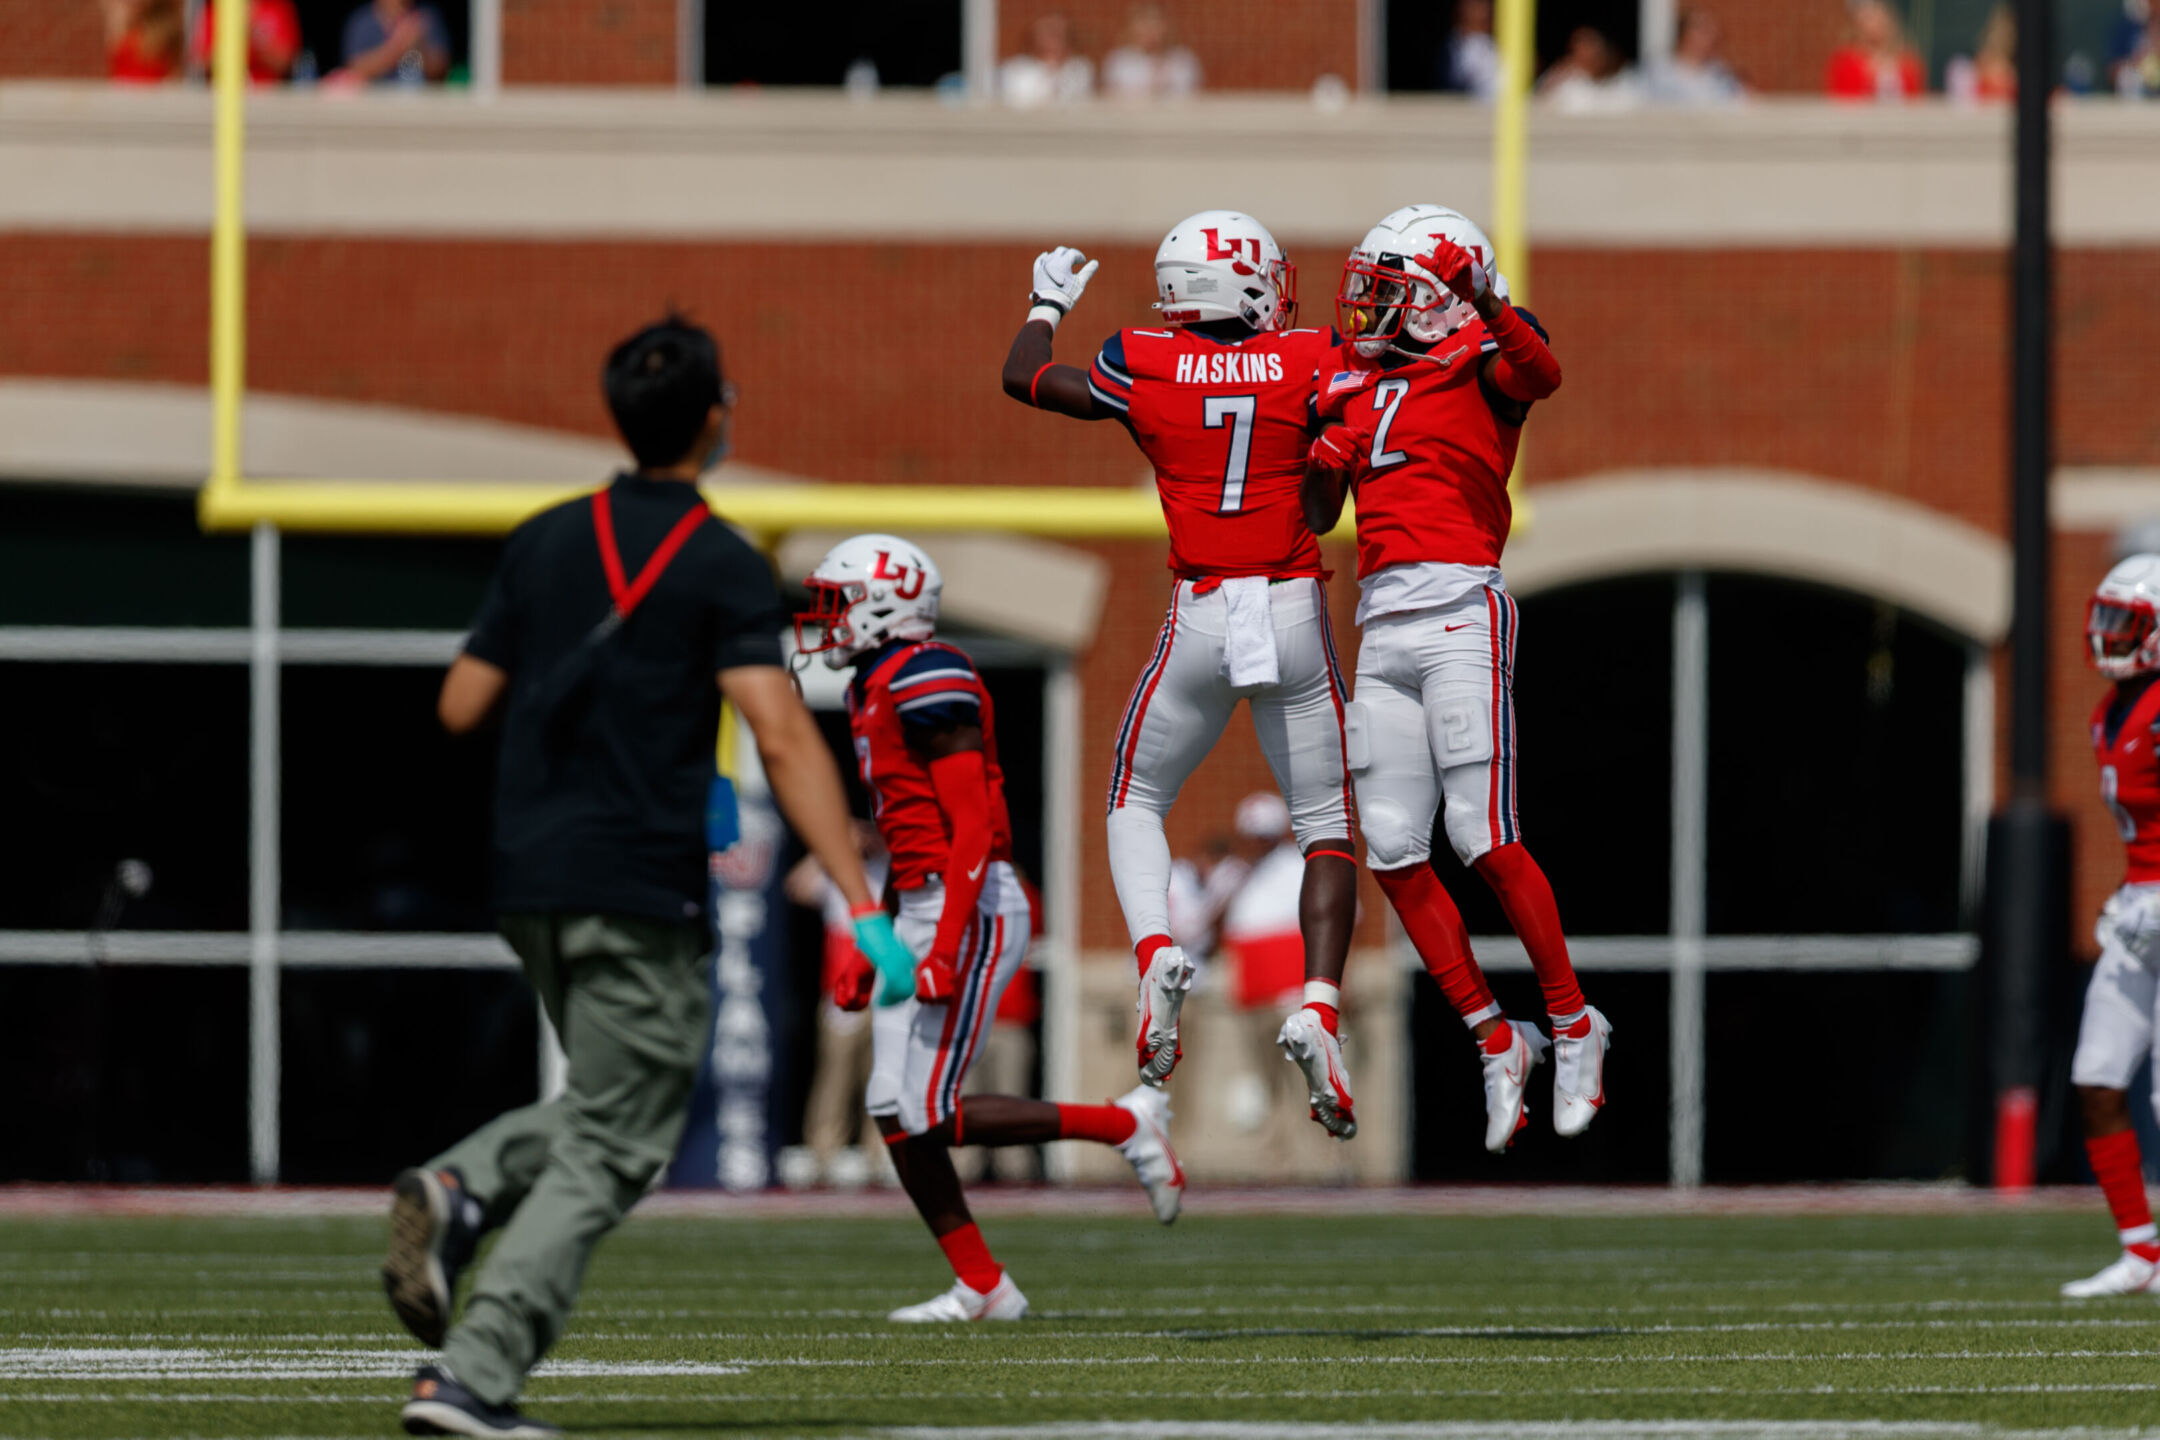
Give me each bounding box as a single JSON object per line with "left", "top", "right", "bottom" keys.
{"left": 2072, "top": 882, "right": 2160, "bottom": 1114}
{"left": 1105, "top": 577, "right": 1354, "bottom": 950}
{"left": 1349, "top": 583, "right": 1521, "bottom": 871}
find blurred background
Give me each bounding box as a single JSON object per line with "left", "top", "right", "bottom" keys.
{"left": 1, "top": 0, "right": 2154, "bottom": 1194}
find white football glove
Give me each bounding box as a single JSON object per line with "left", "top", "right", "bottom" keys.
{"left": 1028, "top": 246, "right": 1099, "bottom": 328}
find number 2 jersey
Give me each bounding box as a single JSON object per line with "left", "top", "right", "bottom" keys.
{"left": 2093, "top": 676, "right": 2160, "bottom": 884}
{"left": 1088, "top": 326, "right": 1339, "bottom": 580}
{"left": 847, "top": 638, "right": 1015, "bottom": 891}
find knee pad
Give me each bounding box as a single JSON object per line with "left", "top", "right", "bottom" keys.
{"left": 1359, "top": 796, "right": 1432, "bottom": 871}
{"left": 1441, "top": 766, "right": 1496, "bottom": 866}
{"left": 864, "top": 1066, "right": 902, "bottom": 1123}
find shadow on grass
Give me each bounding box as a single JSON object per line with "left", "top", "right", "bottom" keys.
{"left": 1158, "top": 1325, "right": 1624, "bottom": 1343}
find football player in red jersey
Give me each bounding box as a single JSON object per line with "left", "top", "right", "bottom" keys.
{"left": 796, "top": 534, "right": 1184, "bottom": 1323}
{"left": 2063, "top": 556, "right": 2160, "bottom": 1297}
{"left": 1000, "top": 212, "right": 1363, "bottom": 1140}
{"left": 1303, "top": 204, "right": 1611, "bottom": 1155}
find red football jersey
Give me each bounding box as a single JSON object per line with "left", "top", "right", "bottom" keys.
{"left": 1327, "top": 317, "right": 1526, "bottom": 575}
{"left": 2092, "top": 680, "right": 2160, "bottom": 884}
{"left": 848, "top": 640, "right": 1014, "bottom": 890}
{"left": 1089, "top": 326, "right": 1337, "bottom": 579}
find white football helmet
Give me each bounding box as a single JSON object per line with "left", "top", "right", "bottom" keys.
{"left": 2089, "top": 554, "right": 2160, "bottom": 680}
{"left": 795, "top": 533, "right": 943, "bottom": 671}
{"left": 1153, "top": 210, "right": 1297, "bottom": 332}
{"left": 1337, "top": 204, "right": 1510, "bottom": 360}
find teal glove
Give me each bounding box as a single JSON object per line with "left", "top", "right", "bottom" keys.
{"left": 851, "top": 910, "right": 918, "bottom": 1008}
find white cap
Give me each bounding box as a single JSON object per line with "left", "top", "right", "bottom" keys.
{"left": 1234, "top": 791, "right": 1292, "bottom": 841}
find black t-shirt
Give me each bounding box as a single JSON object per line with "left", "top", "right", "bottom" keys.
{"left": 465, "top": 473, "right": 787, "bottom": 922}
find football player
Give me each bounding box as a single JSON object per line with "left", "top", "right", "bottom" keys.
{"left": 796, "top": 534, "right": 1184, "bottom": 1323}
{"left": 2063, "top": 555, "right": 2160, "bottom": 1297}
{"left": 1000, "top": 212, "right": 1363, "bottom": 1141}
{"left": 1303, "top": 204, "right": 1611, "bottom": 1154}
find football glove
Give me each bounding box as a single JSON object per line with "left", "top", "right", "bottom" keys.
{"left": 1416, "top": 237, "right": 1493, "bottom": 306}
{"left": 915, "top": 952, "right": 960, "bottom": 1004}
{"left": 851, "top": 909, "right": 918, "bottom": 1008}
{"left": 832, "top": 950, "right": 875, "bottom": 1012}
{"left": 1309, "top": 425, "right": 1363, "bottom": 475}
{"left": 1030, "top": 245, "right": 1099, "bottom": 318}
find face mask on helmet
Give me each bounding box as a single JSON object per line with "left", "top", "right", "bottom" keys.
{"left": 1337, "top": 254, "right": 1432, "bottom": 356}
{"left": 2089, "top": 596, "right": 2160, "bottom": 678}
{"left": 794, "top": 578, "right": 866, "bottom": 670}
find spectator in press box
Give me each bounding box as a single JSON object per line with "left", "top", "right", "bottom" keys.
{"left": 334, "top": 0, "right": 449, "bottom": 85}
{"left": 104, "top": 0, "right": 183, "bottom": 82}
{"left": 1946, "top": 5, "right": 2017, "bottom": 102}
{"left": 1102, "top": 4, "right": 1200, "bottom": 101}
{"left": 189, "top": 0, "right": 302, "bottom": 83}
{"left": 2115, "top": 0, "right": 2160, "bottom": 95}
{"left": 1825, "top": 0, "right": 1923, "bottom": 100}
{"left": 1646, "top": 9, "right": 1745, "bottom": 105}
{"left": 1539, "top": 25, "right": 1643, "bottom": 111}
{"left": 1439, "top": 0, "right": 1498, "bottom": 99}
{"left": 999, "top": 12, "right": 1094, "bottom": 107}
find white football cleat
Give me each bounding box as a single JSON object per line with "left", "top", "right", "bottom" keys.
{"left": 888, "top": 1271, "right": 1030, "bottom": 1323}
{"left": 1277, "top": 1007, "right": 1358, "bottom": 1140}
{"left": 1552, "top": 1006, "right": 1612, "bottom": 1138}
{"left": 2061, "top": 1250, "right": 2160, "bottom": 1298}
{"left": 1136, "top": 945, "right": 1195, "bottom": 1083}
{"left": 1113, "top": 1083, "right": 1185, "bottom": 1224}
{"left": 1481, "top": 1020, "right": 1550, "bottom": 1154}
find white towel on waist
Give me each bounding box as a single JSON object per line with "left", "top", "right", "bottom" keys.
{"left": 1216, "top": 577, "right": 1281, "bottom": 688}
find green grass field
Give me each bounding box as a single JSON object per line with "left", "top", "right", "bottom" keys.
{"left": 2, "top": 1204, "right": 2158, "bottom": 1439}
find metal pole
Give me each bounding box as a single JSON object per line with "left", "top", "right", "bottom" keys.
{"left": 204, "top": 0, "right": 246, "bottom": 515}
{"left": 1669, "top": 571, "right": 1708, "bottom": 1190}
{"left": 1639, "top": 0, "right": 1678, "bottom": 72}
{"left": 471, "top": 0, "right": 501, "bottom": 95}
{"left": 248, "top": 521, "right": 281, "bottom": 1183}
{"left": 1985, "top": 0, "right": 2063, "bottom": 1191}
{"left": 1491, "top": 0, "right": 1533, "bottom": 301}
{"left": 1041, "top": 659, "right": 1082, "bottom": 1181}
{"left": 962, "top": 0, "right": 997, "bottom": 101}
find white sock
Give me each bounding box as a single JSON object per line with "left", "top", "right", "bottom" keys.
{"left": 1303, "top": 980, "right": 1341, "bottom": 1011}
{"left": 1106, "top": 805, "right": 1173, "bottom": 950}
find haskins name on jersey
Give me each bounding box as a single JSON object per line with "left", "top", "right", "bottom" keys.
{"left": 1175, "top": 351, "right": 1287, "bottom": 385}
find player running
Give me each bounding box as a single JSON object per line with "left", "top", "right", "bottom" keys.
{"left": 795, "top": 534, "right": 1184, "bottom": 1322}
{"left": 1000, "top": 212, "right": 1363, "bottom": 1140}
{"left": 1302, "top": 204, "right": 1611, "bottom": 1154}
{"left": 2064, "top": 555, "right": 2160, "bottom": 1297}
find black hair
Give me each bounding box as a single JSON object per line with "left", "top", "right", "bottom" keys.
{"left": 603, "top": 316, "right": 724, "bottom": 470}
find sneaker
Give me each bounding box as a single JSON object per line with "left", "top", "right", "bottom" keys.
{"left": 1136, "top": 945, "right": 1196, "bottom": 1083}
{"left": 1112, "top": 1083, "right": 1186, "bottom": 1224}
{"left": 1481, "top": 1020, "right": 1551, "bottom": 1154}
{"left": 2061, "top": 1250, "right": 2160, "bottom": 1298}
{"left": 382, "top": 1168, "right": 482, "bottom": 1349}
{"left": 1552, "top": 1006, "right": 1613, "bottom": 1138}
{"left": 400, "top": 1363, "right": 560, "bottom": 1438}
{"left": 1277, "top": 1007, "right": 1358, "bottom": 1140}
{"left": 888, "top": 1271, "right": 1030, "bottom": 1323}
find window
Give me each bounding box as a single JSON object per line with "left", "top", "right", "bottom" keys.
{"left": 707, "top": 0, "right": 961, "bottom": 88}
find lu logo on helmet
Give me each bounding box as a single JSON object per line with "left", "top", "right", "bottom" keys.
{"left": 1201, "top": 228, "right": 1261, "bottom": 276}
{"left": 872, "top": 550, "right": 926, "bottom": 601}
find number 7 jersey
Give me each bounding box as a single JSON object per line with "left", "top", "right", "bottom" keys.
{"left": 1088, "top": 326, "right": 1338, "bottom": 579}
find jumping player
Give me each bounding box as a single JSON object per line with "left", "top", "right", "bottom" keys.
{"left": 2064, "top": 555, "right": 2160, "bottom": 1297}
{"left": 1303, "top": 204, "right": 1611, "bottom": 1154}
{"left": 1000, "top": 213, "right": 1363, "bottom": 1140}
{"left": 795, "top": 533, "right": 1184, "bottom": 1322}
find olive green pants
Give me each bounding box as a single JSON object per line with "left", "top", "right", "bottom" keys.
{"left": 433, "top": 911, "right": 710, "bottom": 1405}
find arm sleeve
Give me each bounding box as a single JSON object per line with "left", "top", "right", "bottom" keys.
{"left": 708, "top": 532, "right": 788, "bottom": 672}
{"left": 927, "top": 749, "right": 995, "bottom": 966}
{"left": 1481, "top": 305, "right": 1561, "bottom": 403}
{"left": 462, "top": 524, "right": 525, "bottom": 670}
{"left": 1087, "top": 332, "right": 1133, "bottom": 415}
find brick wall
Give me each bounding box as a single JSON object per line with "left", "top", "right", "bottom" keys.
{"left": 1, "top": 0, "right": 113, "bottom": 78}
{"left": 502, "top": 0, "right": 674, "bottom": 83}
{"left": 1688, "top": 0, "right": 1851, "bottom": 94}
{"left": 5, "top": 231, "right": 2155, "bottom": 945}
{"left": 997, "top": 0, "right": 1361, "bottom": 93}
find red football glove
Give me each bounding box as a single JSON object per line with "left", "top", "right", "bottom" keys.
{"left": 1309, "top": 425, "right": 1362, "bottom": 476}
{"left": 832, "top": 950, "right": 875, "bottom": 1012}
{"left": 915, "top": 952, "right": 959, "bottom": 1004}
{"left": 1415, "top": 237, "right": 1493, "bottom": 306}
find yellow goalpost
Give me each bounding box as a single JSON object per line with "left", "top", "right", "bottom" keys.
{"left": 194, "top": 4, "right": 1535, "bottom": 541}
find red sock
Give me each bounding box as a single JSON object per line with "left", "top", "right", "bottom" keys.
{"left": 1474, "top": 843, "right": 1587, "bottom": 1022}
{"left": 936, "top": 1222, "right": 1004, "bottom": 1294}
{"left": 1303, "top": 980, "right": 1340, "bottom": 1036}
{"left": 1374, "top": 865, "right": 1500, "bottom": 1026}
{"left": 1136, "top": 933, "right": 1172, "bottom": 979}
{"left": 1056, "top": 1103, "right": 1138, "bottom": 1146}
{"left": 2087, "top": 1130, "right": 2160, "bottom": 1257}
{"left": 1482, "top": 1024, "right": 1517, "bottom": 1056}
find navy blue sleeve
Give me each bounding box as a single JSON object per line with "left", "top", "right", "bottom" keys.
{"left": 887, "top": 647, "right": 984, "bottom": 733}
